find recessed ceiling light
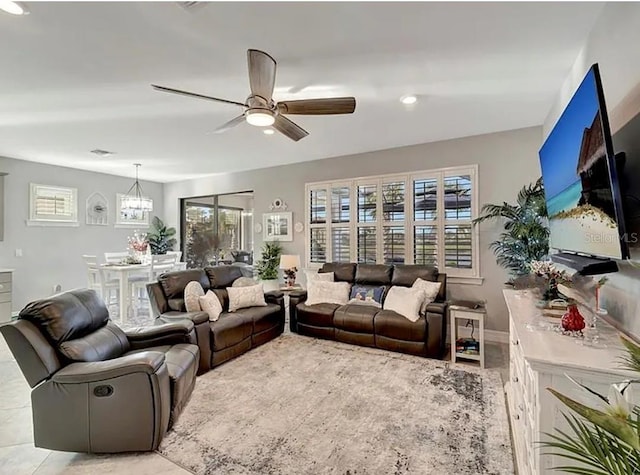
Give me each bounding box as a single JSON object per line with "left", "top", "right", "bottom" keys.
{"left": 400, "top": 95, "right": 418, "bottom": 105}
{"left": 0, "top": 1, "right": 29, "bottom": 15}
{"left": 90, "top": 149, "right": 115, "bottom": 157}
{"left": 263, "top": 129, "right": 275, "bottom": 135}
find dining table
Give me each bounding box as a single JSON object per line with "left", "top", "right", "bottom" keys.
{"left": 101, "top": 262, "right": 151, "bottom": 323}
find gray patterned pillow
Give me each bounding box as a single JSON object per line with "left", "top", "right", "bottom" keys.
{"left": 184, "top": 281, "right": 205, "bottom": 312}
{"left": 232, "top": 277, "right": 259, "bottom": 287}
{"left": 227, "top": 284, "right": 267, "bottom": 312}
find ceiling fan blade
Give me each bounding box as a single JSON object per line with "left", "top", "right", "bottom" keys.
{"left": 247, "top": 49, "right": 276, "bottom": 101}
{"left": 277, "top": 97, "right": 356, "bottom": 115}
{"left": 151, "top": 84, "right": 245, "bottom": 107}
{"left": 273, "top": 115, "right": 309, "bottom": 142}
{"left": 212, "top": 115, "right": 245, "bottom": 134}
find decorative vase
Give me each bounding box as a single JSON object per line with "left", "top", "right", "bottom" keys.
{"left": 561, "top": 304, "right": 586, "bottom": 333}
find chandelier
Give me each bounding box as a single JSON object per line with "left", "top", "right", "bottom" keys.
{"left": 121, "top": 163, "right": 153, "bottom": 212}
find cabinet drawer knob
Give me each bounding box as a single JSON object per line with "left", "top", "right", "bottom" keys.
{"left": 0, "top": 284, "right": 4, "bottom": 290}
{"left": 514, "top": 414, "right": 520, "bottom": 420}
{"left": 512, "top": 376, "right": 519, "bottom": 383}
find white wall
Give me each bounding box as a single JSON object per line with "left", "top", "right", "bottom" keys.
{"left": 543, "top": 3, "right": 640, "bottom": 339}
{"left": 0, "top": 156, "right": 164, "bottom": 311}
{"left": 165, "top": 126, "right": 542, "bottom": 333}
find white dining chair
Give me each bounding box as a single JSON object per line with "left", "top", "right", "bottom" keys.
{"left": 81, "top": 255, "right": 119, "bottom": 307}
{"left": 150, "top": 253, "right": 178, "bottom": 280}
{"left": 129, "top": 253, "right": 176, "bottom": 320}
{"left": 166, "top": 250, "right": 186, "bottom": 271}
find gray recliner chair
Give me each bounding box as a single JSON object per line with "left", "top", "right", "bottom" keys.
{"left": 0, "top": 289, "right": 199, "bottom": 453}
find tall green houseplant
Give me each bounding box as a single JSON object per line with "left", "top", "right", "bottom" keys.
{"left": 148, "top": 216, "right": 177, "bottom": 255}
{"left": 473, "top": 177, "right": 549, "bottom": 277}
{"left": 255, "top": 241, "right": 282, "bottom": 280}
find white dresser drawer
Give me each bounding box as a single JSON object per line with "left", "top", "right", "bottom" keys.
{"left": 0, "top": 281, "right": 12, "bottom": 294}
{"left": 0, "top": 272, "right": 11, "bottom": 284}
{"left": 0, "top": 302, "right": 11, "bottom": 323}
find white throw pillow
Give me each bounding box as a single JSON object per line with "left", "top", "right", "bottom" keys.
{"left": 383, "top": 286, "right": 426, "bottom": 323}
{"left": 306, "top": 281, "right": 351, "bottom": 306}
{"left": 184, "top": 281, "right": 205, "bottom": 312}
{"left": 305, "top": 270, "right": 335, "bottom": 283}
{"left": 199, "top": 290, "right": 223, "bottom": 322}
{"left": 412, "top": 278, "right": 443, "bottom": 313}
{"left": 232, "top": 277, "right": 259, "bottom": 287}
{"left": 227, "top": 284, "right": 267, "bottom": 312}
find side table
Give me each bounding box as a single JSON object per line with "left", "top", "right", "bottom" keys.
{"left": 449, "top": 301, "right": 486, "bottom": 368}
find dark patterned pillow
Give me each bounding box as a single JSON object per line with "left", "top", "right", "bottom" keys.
{"left": 348, "top": 285, "right": 385, "bottom": 308}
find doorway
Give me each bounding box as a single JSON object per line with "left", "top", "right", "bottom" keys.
{"left": 180, "top": 191, "right": 254, "bottom": 270}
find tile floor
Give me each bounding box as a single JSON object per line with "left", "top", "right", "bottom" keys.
{"left": 0, "top": 310, "right": 509, "bottom": 475}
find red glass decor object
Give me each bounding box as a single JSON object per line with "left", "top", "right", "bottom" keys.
{"left": 561, "top": 304, "right": 586, "bottom": 332}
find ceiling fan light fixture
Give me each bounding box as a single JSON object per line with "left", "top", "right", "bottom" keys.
{"left": 245, "top": 110, "right": 275, "bottom": 127}
{"left": 400, "top": 95, "right": 418, "bottom": 105}
{"left": 121, "top": 163, "right": 153, "bottom": 212}
{"left": 0, "top": 0, "right": 28, "bottom": 15}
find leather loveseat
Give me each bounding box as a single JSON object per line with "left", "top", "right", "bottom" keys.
{"left": 290, "top": 263, "right": 447, "bottom": 359}
{"left": 147, "top": 265, "right": 285, "bottom": 373}
{"left": 0, "top": 289, "right": 199, "bottom": 453}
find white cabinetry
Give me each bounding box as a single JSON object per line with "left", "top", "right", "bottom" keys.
{"left": 505, "top": 289, "right": 635, "bottom": 474}
{"left": 0, "top": 270, "right": 13, "bottom": 323}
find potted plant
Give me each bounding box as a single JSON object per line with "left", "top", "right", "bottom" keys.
{"left": 473, "top": 177, "right": 550, "bottom": 278}
{"left": 148, "top": 216, "right": 177, "bottom": 255}
{"left": 255, "top": 241, "right": 282, "bottom": 292}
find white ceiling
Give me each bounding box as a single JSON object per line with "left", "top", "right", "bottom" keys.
{"left": 0, "top": 2, "right": 604, "bottom": 183}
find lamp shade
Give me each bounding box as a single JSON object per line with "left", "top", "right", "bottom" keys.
{"left": 279, "top": 254, "right": 300, "bottom": 270}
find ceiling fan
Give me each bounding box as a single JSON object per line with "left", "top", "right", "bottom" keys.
{"left": 151, "top": 49, "right": 356, "bottom": 141}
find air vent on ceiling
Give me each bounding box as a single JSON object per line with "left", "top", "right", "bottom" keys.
{"left": 90, "top": 149, "right": 115, "bottom": 157}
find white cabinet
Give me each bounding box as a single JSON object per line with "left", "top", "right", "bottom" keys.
{"left": 0, "top": 270, "right": 12, "bottom": 323}
{"left": 504, "top": 289, "right": 635, "bottom": 474}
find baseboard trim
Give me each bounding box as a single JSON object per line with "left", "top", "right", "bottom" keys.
{"left": 485, "top": 330, "right": 509, "bottom": 344}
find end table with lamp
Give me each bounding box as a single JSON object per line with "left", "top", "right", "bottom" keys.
{"left": 279, "top": 254, "right": 301, "bottom": 289}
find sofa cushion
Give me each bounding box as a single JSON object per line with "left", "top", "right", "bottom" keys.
{"left": 412, "top": 278, "right": 442, "bottom": 313}
{"left": 205, "top": 266, "right": 244, "bottom": 289}
{"left": 296, "top": 303, "right": 341, "bottom": 327}
{"left": 391, "top": 265, "right": 438, "bottom": 287}
{"left": 355, "top": 264, "right": 393, "bottom": 285}
{"left": 333, "top": 304, "right": 379, "bottom": 333}
{"left": 199, "top": 290, "right": 223, "bottom": 322}
{"left": 348, "top": 285, "right": 386, "bottom": 307}
{"left": 59, "top": 321, "right": 130, "bottom": 362}
{"left": 374, "top": 310, "right": 427, "bottom": 342}
{"left": 383, "top": 286, "right": 425, "bottom": 322}
{"left": 306, "top": 281, "right": 351, "bottom": 306}
{"left": 210, "top": 314, "right": 253, "bottom": 350}
{"left": 212, "top": 288, "right": 230, "bottom": 312}
{"left": 168, "top": 298, "right": 186, "bottom": 312}
{"left": 234, "top": 304, "right": 282, "bottom": 334}
{"left": 319, "top": 263, "right": 356, "bottom": 282}
{"left": 227, "top": 284, "right": 267, "bottom": 312}
{"left": 19, "top": 289, "right": 110, "bottom": 345}
{"left": 159, "top": 270, "right": 209, "bottom": 300}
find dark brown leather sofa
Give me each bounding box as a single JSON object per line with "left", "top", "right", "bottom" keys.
{"left": 290, "top": 263, "right": 447, "bottom": 358}
{"left": 147, "top": 265, "right": 285, "bottom": 374}
{"left": 0, "top": 289, "right": 199, "bottom": 453}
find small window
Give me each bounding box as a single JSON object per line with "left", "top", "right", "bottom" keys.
{"left": 29, "top": 184, "right": 78, "bottom": 225}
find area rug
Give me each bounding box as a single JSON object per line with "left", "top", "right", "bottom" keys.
{"left": 159, "top": 334, "right": 513, "bottom": 474}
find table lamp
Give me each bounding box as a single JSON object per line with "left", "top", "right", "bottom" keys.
{"left": 279, "top": 254, "right": 301, "bottom": 287}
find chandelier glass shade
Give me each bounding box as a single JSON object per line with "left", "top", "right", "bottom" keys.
{"left": 121, "top": 164, "right": 153, "bottom": 212}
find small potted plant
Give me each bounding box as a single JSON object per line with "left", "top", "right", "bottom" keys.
{"left": 255, "top": 241, "right": 282, "bottom": 292}
{"left": 147, "top": 216, "right": 177, "bottom": 255}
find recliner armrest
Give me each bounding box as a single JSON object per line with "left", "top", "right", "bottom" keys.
{"left": 289, "top": 290, "right": 307, "bottom": 304}
{"left": 264, "top": 290, "right": 284, "bottom": 305}
{"left": 425, "top": 302, "right": 447, "bottom": 315}
{"left": 52, "top": 351, "right": 166, "bottom": 384}
{"left": 157, "top": 311, "right": 209, "bottom": 326}
{"left": 126, "top": 321, "right": 196, "bottom": 349}
{"left": 288, "top": 290, "right": 307, "bottom": 333}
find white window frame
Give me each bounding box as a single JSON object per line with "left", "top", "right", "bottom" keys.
{"left": 304, "top": 165, "right": 481, "bottom": 285}
{"left": 27, "top": 183, "right": 79, "bottom": 227}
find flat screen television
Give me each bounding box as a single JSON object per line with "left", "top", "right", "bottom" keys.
{"left": 539, "top": 63, "right": 629, "bottom": 260}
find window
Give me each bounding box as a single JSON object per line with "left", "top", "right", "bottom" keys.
{"left": 28, "top": 183, "right": 78, "bottom": 226}
{"left": 305, "top": 166, "right": 479, "bottom": 280}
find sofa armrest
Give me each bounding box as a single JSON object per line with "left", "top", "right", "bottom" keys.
{"left": 288, "top": 290, "right": 308, "bottom": 333}
{"left": 126, "top": 321, "right": 196, "bottom": 350}
{"left": 156, "top": 311, "right": 211, "bottom": 374}
{"left": 425, "top": 301, "right": 448, "bottom": 358}
{"left": 424, "top": 302, "right": 446, "bottom": 315}
{"left": 52, "top": 351, "right": 166, "bottom": 384}
{"left": 147, "top": 282, "right": 169, "bottom": 316}
{"left": 264, "top": 290, "right": 284, "bottom": 305}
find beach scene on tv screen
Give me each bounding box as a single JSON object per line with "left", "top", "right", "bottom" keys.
{"left": 539, "top": 68, "right": 622, "bottom": 259}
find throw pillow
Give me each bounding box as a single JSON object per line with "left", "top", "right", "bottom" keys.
{"left": 232, "top": 277, "right": 259, "bottom": 287}
{"left": 227, "top": 284, "right": 267, "bottom": 312}
{"left": 412, "top": 278, "right": 443, "bottom": 313}
{"left": 184, "top": 281, "right": 205, "bottom": 312}
{"left": 348, "top": 285, "right": 385, "bottom": 308}
{"left": 383, "top": 286, "right": 426, "bottom": 323}
{"left": 305, "top": 270, "right": 335, "bottom": 283}
{"left": 199, "top": 290, "right": 223, "bottom": 322}
{"left": 306, "top": 281, "right": 351, "bottom": 306}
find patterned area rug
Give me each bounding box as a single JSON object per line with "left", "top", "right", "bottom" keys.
{"left": 159, "top": 334, "right": 513, "bottom": 475}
